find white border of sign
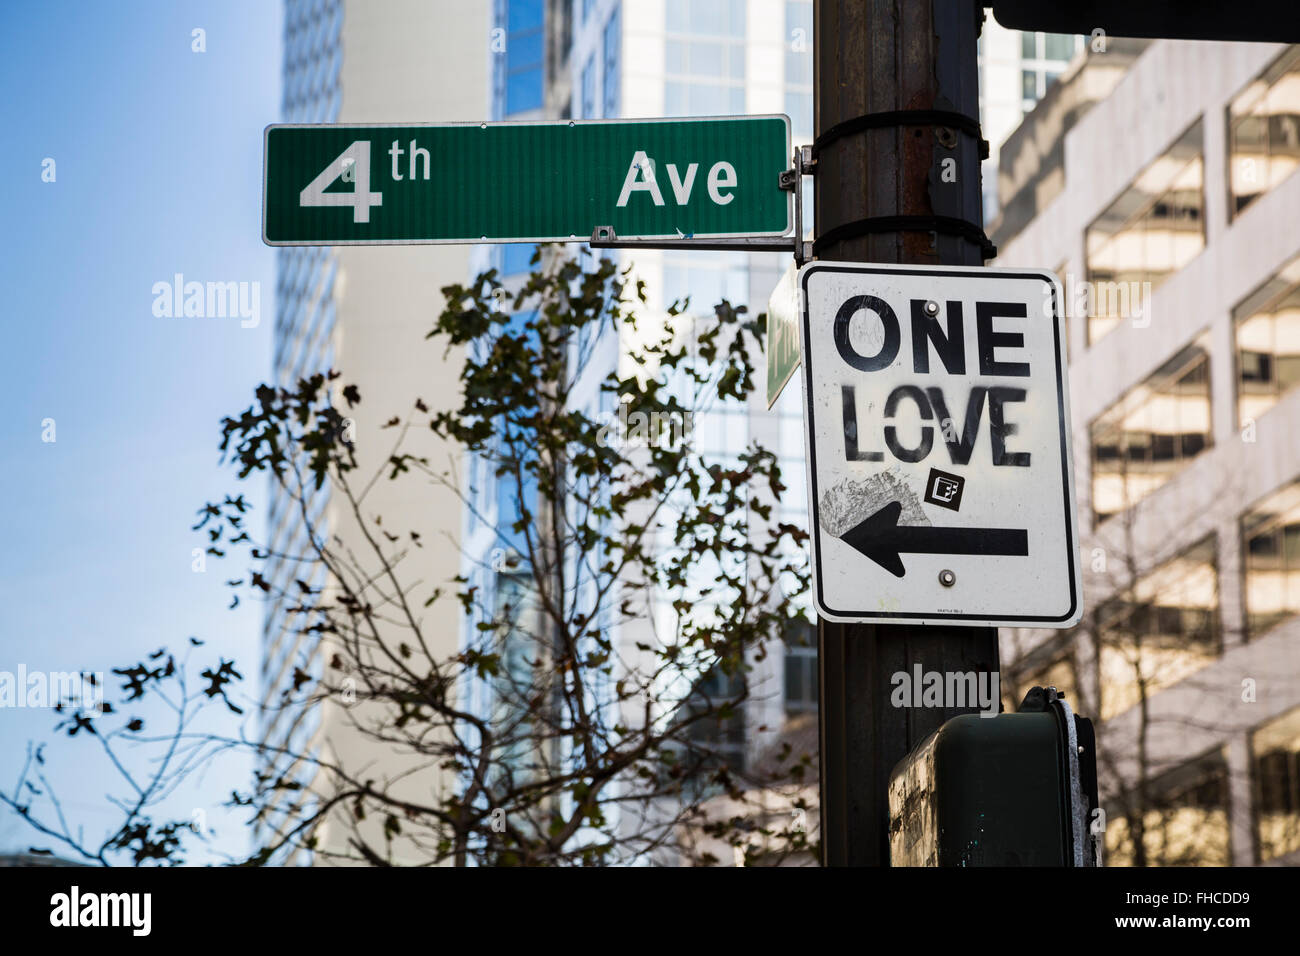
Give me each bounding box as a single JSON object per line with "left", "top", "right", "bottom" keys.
{"left": 798, "top": 260, "right": 1083, "bottom": 628}
{"left": 262, "top": 114, "right": 793, "bottom": 247}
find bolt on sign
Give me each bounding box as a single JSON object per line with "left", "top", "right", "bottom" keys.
{"left": 262, "top": 116, "right": 791, "bottom": 245}
{"left": 798, "top": 261, "right": 1082, "bottom": 627}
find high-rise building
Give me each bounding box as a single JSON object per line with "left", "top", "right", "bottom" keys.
{"left": 992, "top": 38, "right": 1300, "bottom": 866}
{"left": 261, "top": 0, "right": 490, "bottom": 863}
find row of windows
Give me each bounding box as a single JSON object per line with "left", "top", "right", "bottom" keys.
{"left": 497, "top": 3, "right": 617, "bottom": 270}
{"left": 602, "top": 7, "right": 620, "bottom": 117}
{"left": 664, "top": 1, "right": 745, "bottom": 120}
{"left": 1011, "top": 673, "right": 1300, "bottom": 865}
{"left": 660, "top": 0, "right": 816, "bottom": 133}
{"left": 264, "top": 2, "right": 347, "bottom": 862}
{"left": 1228, "top": 47, "right": 1300, "bottom": 218}
{"left": 660, "top": 3, "right": 817, "bottom": 735}
{"left": 1021, "top": 31, "right": 1078, "bottom": 63}
{"left": 1093, "top": 534, "right": 1220, "bottom": 722}
{"left": 1084, "top": 121, "right": 1206, "bottom": 345}
{"left": 1255, "top": 706, "right": 1300, "bottom": 861}
{"left": 1015, "top": 475, "right": 1300, "bottom": 725}
{"left": 784, "top": 622, "right": 817, "bottom": 714}
{"left": 1093, "top": 700, "right": 1300, "bottom": 866}
{"left": 1089, "top": 335, "right": 1211, "bottom": 523}
{"left": 577, "top": 5, "right": 621, "bottom": 119}
{"left": 666, "top": 0, "right": 746, "bottom": 37}
{"left": 501, "top": 0, "right": 545, "bottom": 116}
{"left": 1082, "top": 48, "right": 1300, "bottom": 348}
{"left": 785, "top": 1, "right": 813, "bottom": 140}
{"left": 679, "top": 665, "right": 748, "bottom": 800}
{"left": 1104, "top": 750, "right": 1232, "bottom": 866}
{"left": 282, "top": 0, "right": 342, "bottom": 123}
{"left": 1241, "top": 480, "right": 1300, "bottom": 638}
{"left": 1089, "top": 244, "right": 1300, "bottom": 523}
{"left": 1235, "top": 249, "right": 1300, "bottom": 427}
{"left": 1031, "top": 48, "right": 1299, "bottom": 857}
{"left": 1018, "top": 33, "right": 1083, "bottom": 110}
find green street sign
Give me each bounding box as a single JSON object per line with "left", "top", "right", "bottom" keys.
{"left": 263, "top": 116, "right": 791, "bottom": 246}
{"left": 766, "top": 261, "right": 801, "bottom": 408}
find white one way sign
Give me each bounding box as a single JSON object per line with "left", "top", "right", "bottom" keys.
{"left": 799, "top": 261, "right": 1081, "bottom": 627}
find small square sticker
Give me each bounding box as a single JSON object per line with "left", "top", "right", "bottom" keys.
{"left": 924, "top": 468, "right": 964, "bottom": 512}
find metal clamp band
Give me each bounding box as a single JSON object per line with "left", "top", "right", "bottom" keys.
{"left": 812, "top": 214, "right": 997, "bottom": 260}
{"left": 813, "top": 108, "right": 990, "bottom": 161}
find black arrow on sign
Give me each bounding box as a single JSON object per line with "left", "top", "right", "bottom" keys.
{"left": 839, "top": 500, "right": 1028, "bottom": 578}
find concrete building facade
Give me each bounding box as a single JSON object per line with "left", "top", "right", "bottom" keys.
{"left": 992, "top": 38, "right": 1300, "bottom": 866}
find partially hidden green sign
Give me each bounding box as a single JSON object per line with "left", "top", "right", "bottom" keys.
{"left": 766, "top": 261, "right": 801, "bottom": 409}
{"left": 263, "top": 116, "right": 791, "bottom": 245}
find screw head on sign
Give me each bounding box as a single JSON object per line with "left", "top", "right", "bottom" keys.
{"left": 938, "top": 569, "right": 955, "bottom": 587}
{"left": 924, "top": 300, "right": 940, "bottom": 317}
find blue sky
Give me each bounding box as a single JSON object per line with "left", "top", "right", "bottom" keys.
{"left": 0, "top": 0, "right": 280, "bottom": 863}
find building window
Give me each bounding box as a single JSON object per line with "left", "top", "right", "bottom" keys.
{"left": 1235, "top": 250, "right": 1300, "bottom": 427}
{"left": 1085, "top": 120, "right": 1205, "bottom": 345}
{"left": 1241, "top": 478, "right": 1300, "bottom": 640}
{"left": 467, "top": 450, "right": 482, "bottom": 533}
{"left": 1106, "top": 750, "right": 1231, "bottom": 866}
{"left": 664, "top": 0, "right": 746, "bottom": 117}
{"left": 502, "top": 0, "right": 545, "bottom": 116}
{"left": 501, "top": 243, "right": 537, "bottom": 276}
{"left": 1005, "top": 648, "right": 1078, "bottom": 714}
{"left": 662, "top": 251, "right": 748, "bottom": 315}
{"left": 784, "top": 1, "right": 813, "bottom": 141}
{"left": 777, "top": 384, "right": 808, "bottom": 527}
{"left": 1228, "top": 47, "right": 1300, "bottom": 219}
{"left": 678, "top": 666, "right": 747, "bottom": 798}
{"left": 1095, "top": 536, "right": 1220, "bottom": 722}
{"left": 1042, "top": 33, "right": 1076, "bottom": 61}
{"left": 602, "top": 8, "right": 620, "bottom": 118}
{"left": 1089, "top": 337, "right": 1213, "bottom": 523}
{"left": 1253, "top": 706, "right": 1300, "bottom": 862}
{"left": 1021, "top": 69, "right": 1038, "bottom": 102}
{"left": 488, "top": 569, "right": 542, "bottom": 781}
{"left": 580, "top": 55, "right": 597, "bottom": 119}
{"left": 1018, "top": 32, "right": 1082, "bottom": 110}
{"left": 783, "top": 622, "right": 817, "bottom": 715}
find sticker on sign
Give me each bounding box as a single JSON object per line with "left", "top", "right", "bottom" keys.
{"left": 798, "top": 261, "right": 1081, "bottom": 628}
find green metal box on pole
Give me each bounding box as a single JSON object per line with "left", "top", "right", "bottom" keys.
{"left": 889, "top": 688, "right": 1099, "bottom": 866}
